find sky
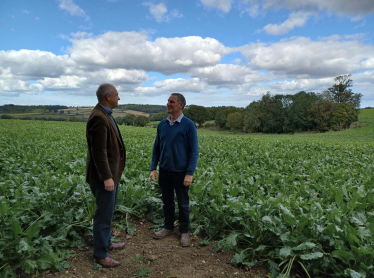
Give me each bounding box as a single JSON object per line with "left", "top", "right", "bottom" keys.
{"left": 1, "top": 0, "right": 374, "bottom": 108}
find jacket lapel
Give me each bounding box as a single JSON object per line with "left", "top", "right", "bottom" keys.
{"left": 95, "top": 104, "right": 124, "bottom": 148}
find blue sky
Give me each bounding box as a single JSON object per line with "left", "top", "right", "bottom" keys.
{"left": 1, "top": 0, "right": 374, "bottom": 107}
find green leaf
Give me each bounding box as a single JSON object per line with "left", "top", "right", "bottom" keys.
{"left": 17, "top": 238, "right": 32, "bottom": 254}
{"left": 229, "top": 187, "right": 240, "bottom": 196}
{"left": 282, "top": 214, "right": 296, "bottom": 226}
{"left": 134, "top": 267, "right": 151, "bottom": 277}
{"left": 293, "top": 242, "right": 316, "bottom": 251}
{"left": 332, "top": 249, "right": 354, "bottom": 263}
{"left": 197, "top": 239, "right": 211, "bottom": 246}
{"left": 126, "top": 221, "right": 137, "bottom": 236}
{"left": 21, "top": 260, "right": 38, "bottom": 274}
{"left": 268, "top": 260, "right": 280, "bottom": 276}
{"left": 344, "top": 268, "right": 366, "bottom": 278}
{"left": 1, "top": 264, "right": 17, "bottom": 278}
{"left": 254, "top": 245, "right": 267, "bottom": 252}
{"left": 92, "top": 263, "right": 102, "bottom": 270}
{"left": 0, "top": 201, "right": 9, "bottom": 216}
{"left": 10, "top": 218, "right": 22, "bottom": 236}
{"left": 279, "top": 246, "right": 292, "bottom": 259}
{"left": 26, "top": 223, "right": 40, "bottom": 240}
{"left": 231, "top": 251, "right": 246, "bottom": 266}
{"left": 300, "top": 252, "right": 323, "bottom": 260}
{"left": 215, "top": 233, "right": 238, "bottom": 252}
{"left": 262, "top": 216, "right": 273, "bottom": 224}
{"left": 243, "top": 261, "right": 257, "bottom": 267}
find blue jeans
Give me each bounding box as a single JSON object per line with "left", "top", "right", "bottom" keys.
{"left": 90, "top": 184, "right": 118, "bottom": 260}
{"left": 159, "top": 169, "right": 189, "bottom": 234}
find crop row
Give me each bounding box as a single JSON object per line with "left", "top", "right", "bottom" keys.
{"left": 0, "top": 117, "right": 373, "bottom": 277}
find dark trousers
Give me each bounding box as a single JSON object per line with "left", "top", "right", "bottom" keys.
{"left": 159, "top": 169, "right": 189, "bottom": 234}
{"left": 90, "top": 184, "right": 118, "bottom": 260}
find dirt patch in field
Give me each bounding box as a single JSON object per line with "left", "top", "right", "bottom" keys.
{"left": 29, "top": 218, "right": 268, "bottom": 278}
{"left": 122, "top": 110, "right": 150, "bottom": 117}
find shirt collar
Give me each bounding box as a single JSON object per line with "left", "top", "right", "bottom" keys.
{"left": 166, "top": 113, "right": 184, "bottom": 124}
{"left": 100, "top": 104, "right": 113, "bottom": 115}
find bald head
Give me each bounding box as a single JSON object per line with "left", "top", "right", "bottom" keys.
{"left": 96, "top": 83, "right": 120, "bottom": 109}
{"left": 96, "top": 84, "right": 116, "bottom": 102}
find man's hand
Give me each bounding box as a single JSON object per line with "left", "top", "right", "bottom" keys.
{"left": 150, "top": 170, "right": 158, "bottom": 182}
{"left": 104, "top": 178, "right": 115, "bottom": 191}
{"left": 184, "top": 175, "right": 193, "bottom": 187}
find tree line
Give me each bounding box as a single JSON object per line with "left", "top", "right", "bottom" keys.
{"left": 117, "top": 104, "right": 165, "bottom": 114}
{"left": 183, "top": 75, "right": 362, "bottom": 133}
{"left": 0, "top": 104, "right": 68, "bottom": 113}
{"left": 0, "top": 75, "right": 363, "bottom": 133}
{"left": 114, "top": 114, "right": 150, "bottom": 127}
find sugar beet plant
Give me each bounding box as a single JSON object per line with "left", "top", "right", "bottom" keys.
{"left": 0, "top": 121, "right": 159, "bottom": 277}
{"left": 1, "top": 109, "right": 373, "bottom": 277}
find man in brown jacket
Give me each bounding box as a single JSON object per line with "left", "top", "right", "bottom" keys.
{"left": 86, "top": 84, "right": 126, "bottom": 268}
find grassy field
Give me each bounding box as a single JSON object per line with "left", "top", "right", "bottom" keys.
{"left": 0, "top": 109, "right": 373, "bottom": 277}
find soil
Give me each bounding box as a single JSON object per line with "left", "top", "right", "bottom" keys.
{"left": 29, "top": 217, "right": 268, "bottom": 278}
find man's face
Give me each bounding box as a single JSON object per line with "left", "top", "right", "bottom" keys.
{"left": 167, "top": 95, "right": 183, "bottom": 114}
{"left": 108, "top": 89, "right": 120, "bottom": 109}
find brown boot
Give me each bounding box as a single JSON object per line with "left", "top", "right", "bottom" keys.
{"left": 180, "top": 233, "right": 190, "bottom": 247}
{"left": 153, "top": 228, "right": 175, "bottom": 239}
{"left": 95, "top": 256, "right": 120, "bottom": 268}
{"left": 108, "top": 242, "right": 126, "bottom": 250}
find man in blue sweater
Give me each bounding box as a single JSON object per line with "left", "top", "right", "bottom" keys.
{"left": 150, "top": 93, "right": 199, "bottom": 247}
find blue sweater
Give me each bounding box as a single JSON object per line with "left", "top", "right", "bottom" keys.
{"left": 151, "top": 116, "right": 199, "bottom": 175}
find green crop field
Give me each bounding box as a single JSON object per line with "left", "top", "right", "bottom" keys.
{"left": 1, "top": 109, "right": 373, "bottom": 277}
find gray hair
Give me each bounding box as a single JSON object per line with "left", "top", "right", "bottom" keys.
{"left": 96, "top": 84, "right": 116, "bottom": 102}
{"left": 171, "top": 93, "right": 186, "bottom": 109}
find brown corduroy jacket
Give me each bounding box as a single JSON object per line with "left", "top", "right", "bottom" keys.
{"left": 85, "top": 104, "right": 126, "bottom": 186}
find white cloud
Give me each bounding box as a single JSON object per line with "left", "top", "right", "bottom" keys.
{"left": 0, "top": 50, "right": 74, "bottom": 79}
{"left": 57, "top": 0, "right": 92, "bottom": 30}
{"left": 1, "top": 29, "right": 373, "bottom": 105}
{"left": 353, "top": 70, "right": 374, "bottom": 85}
{"left": 242, "top": 0, "right": 374, "bottom": 34}
{"left": 262, "top": 11, "right": 313, "bottom": 35}
{"left": 144, "top": 2, "right": 182, "bottom": 22}
{"left": 238, "top": 36, "right": 374, "bottom": 77}
{"left": 201, "top": 0, "right": 233, "bottom": 13}
{"left": 38, "top": 75, "right": 86, "bottom": 90}
{"left": 190, "top": 64, "right": 261, "bottom": 87}
{"left": 59, "top": 0, "right": 86, "bottom": 17}
{"left": 144, "top": 2, "right": 167, "bottom": 22}
{"left": 243, "top": 0, "right": 374, "bottom": 17}
{"left": 68, "top": 32, "right": 229, "bottom": 74}
{"left": 266, "top": 77, "right": 333, "bottom": 93}
{"left": 134, "top": 78, "right": 208, "bottom": 96}
{"left": 0, "top": 79, "right": 43, "bottom": 96}
{"left": 166, "top": 9, "right": 183, "bottom": 21}
{"left": 38, "top": 69, "right": 148, "bottom": 93}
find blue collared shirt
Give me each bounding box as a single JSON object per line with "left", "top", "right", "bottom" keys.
{"left": 166, "top": 113, "right": 184, "bottom": 126}
{"left": 100, "top": 104, "right": 113, "bottom": 115}
{"left": 100, "top": 104, "right": 118, "bottom": 133}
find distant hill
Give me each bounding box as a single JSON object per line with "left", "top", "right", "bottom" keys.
{"left": 117, "top": 104, "right": 166, "bottom": 114}
{"left": 0, "top": 104, "right": 68, "bottom": 113}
